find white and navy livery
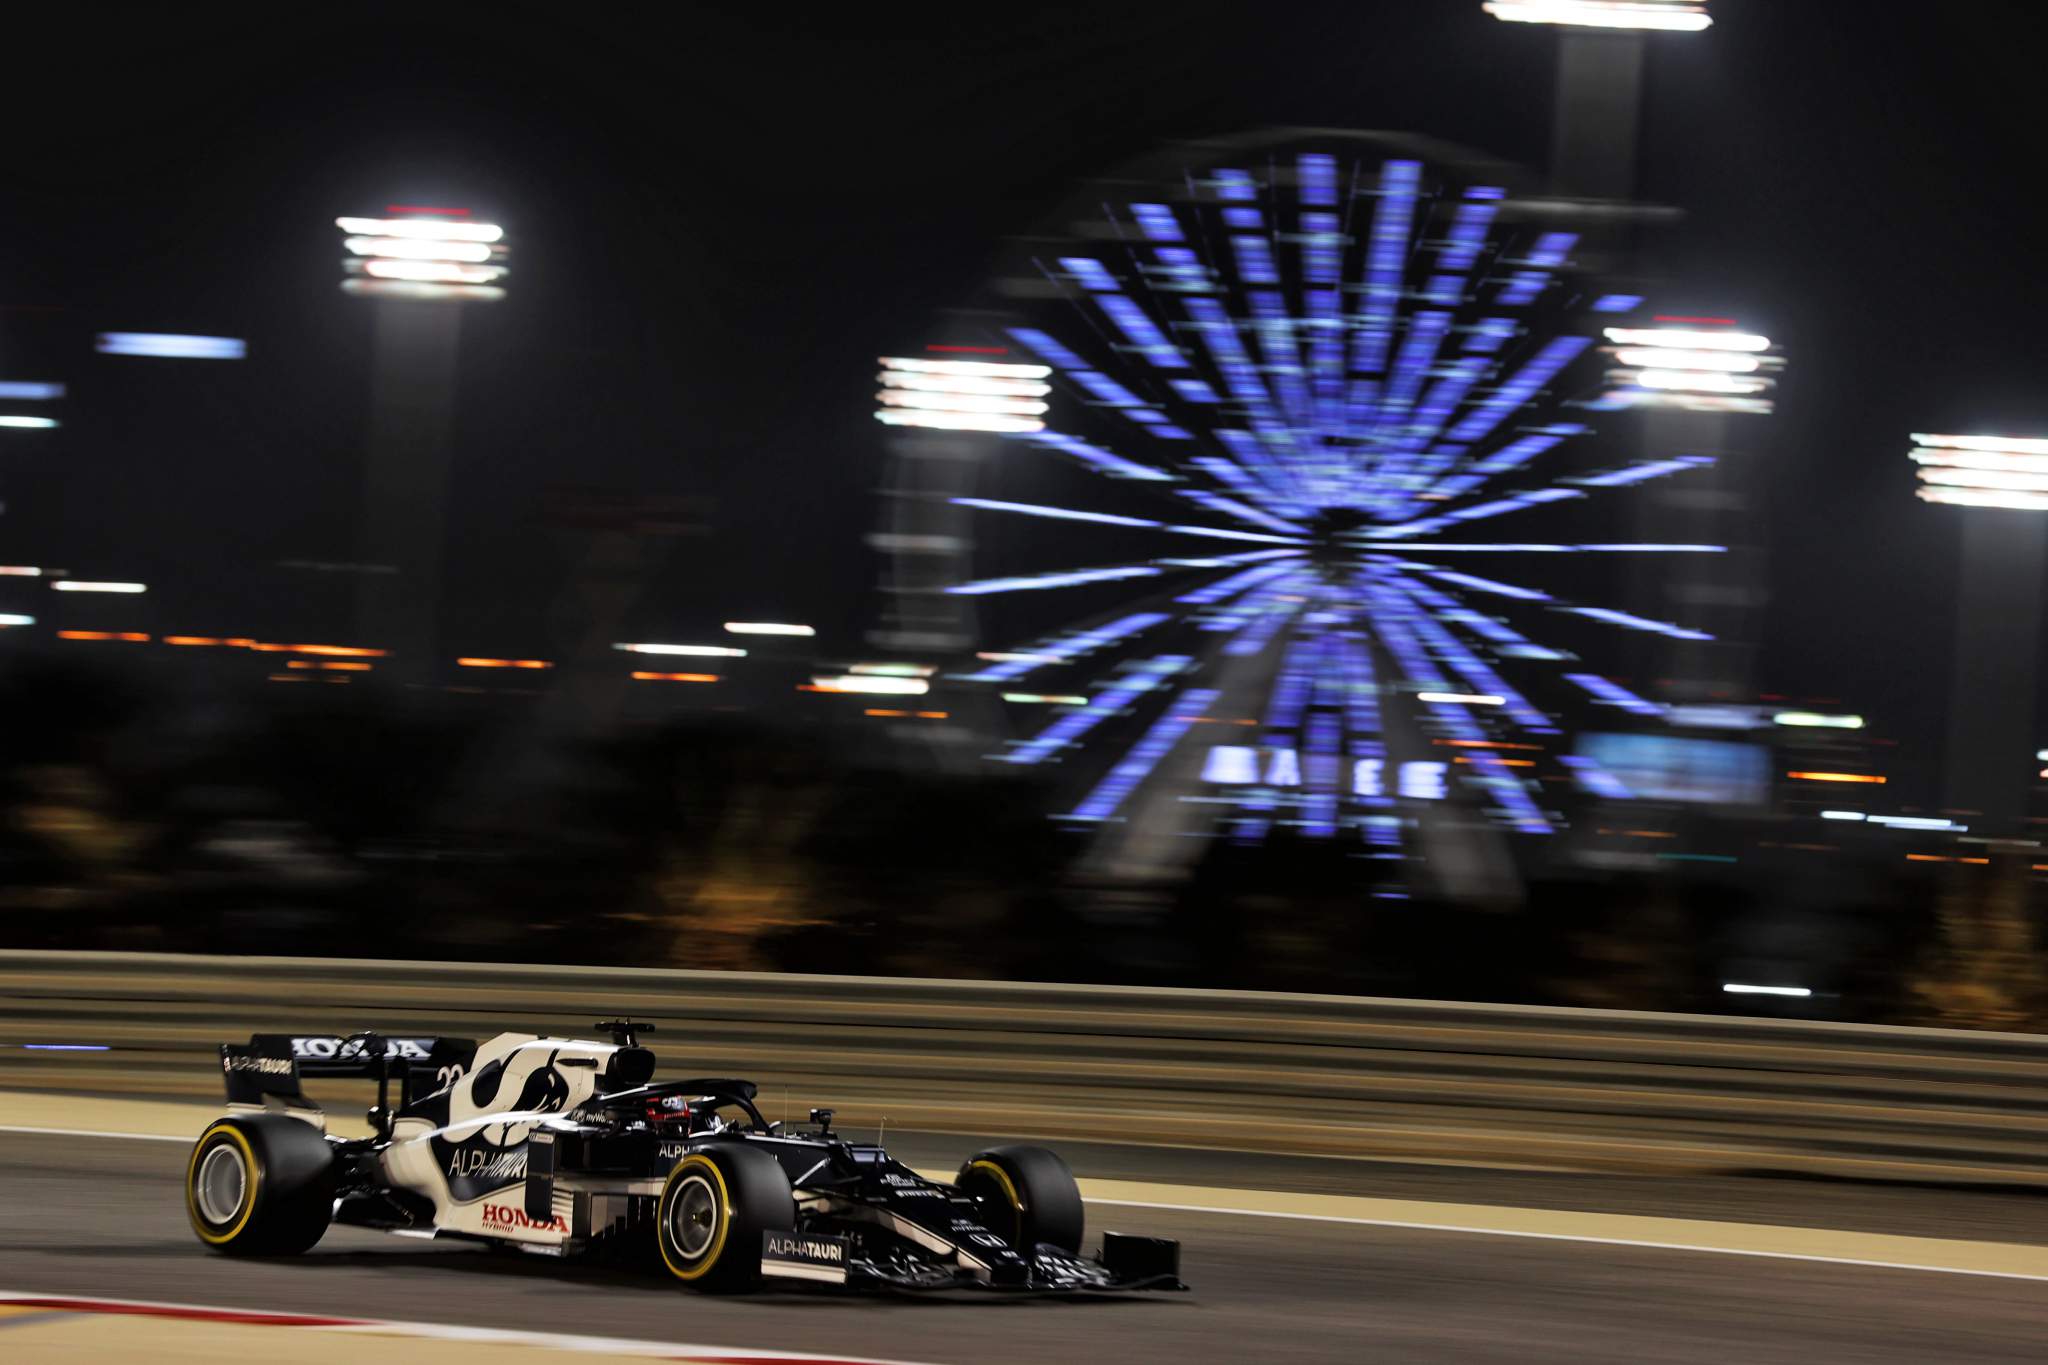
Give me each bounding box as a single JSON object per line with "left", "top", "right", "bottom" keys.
{"left": 184, "top": 1020, "right": 1185, "bottom": 1294}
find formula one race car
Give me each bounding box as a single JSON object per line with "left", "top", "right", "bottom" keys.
{"left": 187, "top": 1022, "right": 1185, "bottom": 1294}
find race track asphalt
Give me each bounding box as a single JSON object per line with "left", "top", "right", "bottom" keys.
{"left": 3, "top": 1128, "right": 2045, "bottom": 1364}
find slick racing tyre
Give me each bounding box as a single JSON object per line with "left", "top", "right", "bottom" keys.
{"left": 657, "top": 1144, "right": 796, "bottom": 1291}
{"left": 956, "top": 1144, "right": 1084, "bottom": 1254}
{"left": 186, "top": 1115, "right": 337, "bottom": 1255}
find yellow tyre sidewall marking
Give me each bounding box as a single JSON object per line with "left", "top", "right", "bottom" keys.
{"left": 186, "top": 1123, "right": 261, "bottom": 1246}
{"left": 967, "top": 1159, "right": 1025, "bottom": 1240}
{"left": 658, "top": 1153, "right": 733, "bottom": 1282}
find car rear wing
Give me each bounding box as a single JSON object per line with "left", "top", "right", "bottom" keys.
{"left": 219, "top": 1032, "right": 476, "bottom": 1112}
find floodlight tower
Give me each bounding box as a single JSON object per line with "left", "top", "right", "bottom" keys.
{"left": 869, "top": 350, "right": 1051, "bottom": 766}
{"left": 1483, "top": 0, "right": 1712, "bottom": 202}
{"left": 1908, "top": 434, "right": 2048, "bottom": 832}
{"left": 1598, "top": 319, "right": 1783, "bottom": 707}
{"left": 336, "top": 208, "right": 508, "bottom": 682}
{"left": 1491, "top": 3, "right": 1775, "bottom": 729}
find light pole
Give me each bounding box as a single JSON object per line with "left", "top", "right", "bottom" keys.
{"left": 1485, "top": 0, "right": 1712, "bottom": 202}
{"left": 869, "top": 351, "right": 1052, "bottom": 765}
{"left": 1908, "top": 433, "right": 2048, "bottom": 832}
{"left": 1597, "top": 320, "right": 1782, "bottom": 722}
{"left": 336, "top": 208, "right": 509, "bottom": 682}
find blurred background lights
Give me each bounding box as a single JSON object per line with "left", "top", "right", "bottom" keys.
{"left": 1600, "top": 321, "right": 1782, "bottom": 413}
{"left": 614, "top": 642, "right": 747, "bottom": 657}
{"left": 724, "top": 622, "right": 815, "bottom": 636}
{"left": 1484, "top": 0, "right": 1711, "bottom": 30}
{"left": 338, "top": 209, "right": 508, "bottom": 301}
{"left": 96, "top": 333, "right": 246, "bottom": 359}
{"left": 1909, "top": 434, "right": 2048, "bottom": 510}
{"left": 848, "top": 662, "right": 937, "bottom": 677}
{"left": 0, "top": 415, "right": 58, "bottom": 429}
{"left": 874, "top": 356, "right": 1051, "bottom": 434}
{"left": 810, "top": 674, "right": 931, "bottom": 695}
{"left": 0, "top": 614, "right": 34, "bottom": 627}
{"left": 0, "top": 382, "right": 64, "bottom": 400}
{"left": 52, "top": 580, "right": 146, "bottom": 593}
{"left": 1772, "top": 711, "right": 1865, "bottom": 729}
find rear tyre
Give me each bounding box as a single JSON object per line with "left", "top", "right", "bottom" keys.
{"left": 956, "top": 1144, "right": 1084, "bottom": 1254}
{"left": 656, "top": 1143, "right": 796, "bottom": 1291}
{"left": 186, "top": 1115, "right": 336, "bottom": 1255}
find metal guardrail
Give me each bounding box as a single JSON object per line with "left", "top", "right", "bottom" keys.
{"left": 2, "top": 951, "right": 2045, "bottom": 1185}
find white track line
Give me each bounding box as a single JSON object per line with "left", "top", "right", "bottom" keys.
{"left": 9, "top": 1122, "right": 2047, "bottom": 1286}
{"left": 0, "top": 1291, "right": 935, "bottom": 1363}
{"left": 0, "top": 1123, "right": 187, "bottom": 1143}
{"left": 1087, "top": 1197, "right": 2048, "bottom": 1284}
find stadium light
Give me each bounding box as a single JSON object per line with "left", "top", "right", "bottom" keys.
{"left": 874, "top": 356, "right": 1051, "bottom": 434}
{"left": 848, "top": 662, "right": 935, "bottom": 677}
{"left": 1600, "top": 322, "right": 1783, "bottom": 414}
{"left": 338, "top": 210, "right": 508, "bottom": 302}
{"left": 1485, "top": 1, "right": 1711, "bottom": 31}
{"left": 96, "top": 334, "right": 245, "bottom": 359}
{"left": 1416, "top": 691, "right": 1506, "bottom": 706}
{"left": 0, "top": 416, "right": 58, "bottom": 429}
{"left": 1772, "top": 711, "right": 1865, "bottom": 729}
{"left": 724, "top": 621, "right": 815, "bottom": 637}
{"left": 1909, "top": 434, "right": 2048, "bottom": 510}
{"left": 0, "top": 614, "right": 33, "bottom": 627}
{"left": 809, "top": 674, "right": 930, "bottom": 696}
{"left": 614, "top": 642, "right": 746, "bottom": 658}
{"left": 53, "top": 581, "right": 146, "bottom": 593}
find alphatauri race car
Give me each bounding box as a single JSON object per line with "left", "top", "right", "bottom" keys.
{"left": 187, "top": 1022, "right": 1185, "bottom": 1293}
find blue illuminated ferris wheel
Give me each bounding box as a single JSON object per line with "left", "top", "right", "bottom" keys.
{"left": 874, "top": 132, "right": 1719, "bottom": 861}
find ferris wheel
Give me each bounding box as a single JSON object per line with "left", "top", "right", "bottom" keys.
{"left": 872, "top": 131, "right": 1727, "bottom": 878}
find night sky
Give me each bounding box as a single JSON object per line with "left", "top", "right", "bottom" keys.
{"left": 3, "top": 2, "right": 2044, "bottom": 777}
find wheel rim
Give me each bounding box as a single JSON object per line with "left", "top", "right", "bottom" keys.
{"left": 668, "top": 1174, "right": 719, "bottom": 1261}
{"left": 194, "top": 1142, "right": 248, "bottom": 1226}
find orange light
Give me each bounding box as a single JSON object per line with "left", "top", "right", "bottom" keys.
{"left": 1906, "top": 854, "right": 1949, "bottom": 863}
{"left": 267, "top": 673, "right": 309, "bottom": 683}
{"left": 865, "top": 708, "right": 907, "bottom": 717}
{"left": 248, "top": 641, "right": 385, "bottom": 657}
{"left": 58, "top": 630, "right": 149, "bottom": 642}
{"left": 287, "top": 660, "right": 314, "bottom": 669}
{"left": 915, "top": 711, "right": 949, "bottom": 720}
{"left": 1457, "top": 756, "right": 1535, "bottom": 768}
{"left": 457, "top": 657, "right": 552, "bottom": 670}
{"left": 1623, "top": 829, "right": 1675, "bottom": 839}
{"left": 323, "top": 661, "right": 371, "bottom": 671}
{"left": 1786, "top": 771, "right": 1886, "bottom": 784}
{"left": 1434, "top": 739, "right": 1543, "bottom": 751}
{"left": 631, "top": 671, "right": 717, "bottom": 683}
{"left": 163, "top": 636, "right": 225, "bottom": 647}
{"left": 1191, "top": 717, "right": 1259, "bottom": 726}
{"left": 1960, "top": 857, "right": 1990, "bottom": 865}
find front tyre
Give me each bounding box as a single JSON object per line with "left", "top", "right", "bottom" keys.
{"left": 185, "top": 1115, "right": 336, "bottom": 1255}
{"left": 956, "top": 1144, "right": 1084, "bottom": 1255}
{"left": 657, "top": 1144, "right": 795, "bottom": 1291}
